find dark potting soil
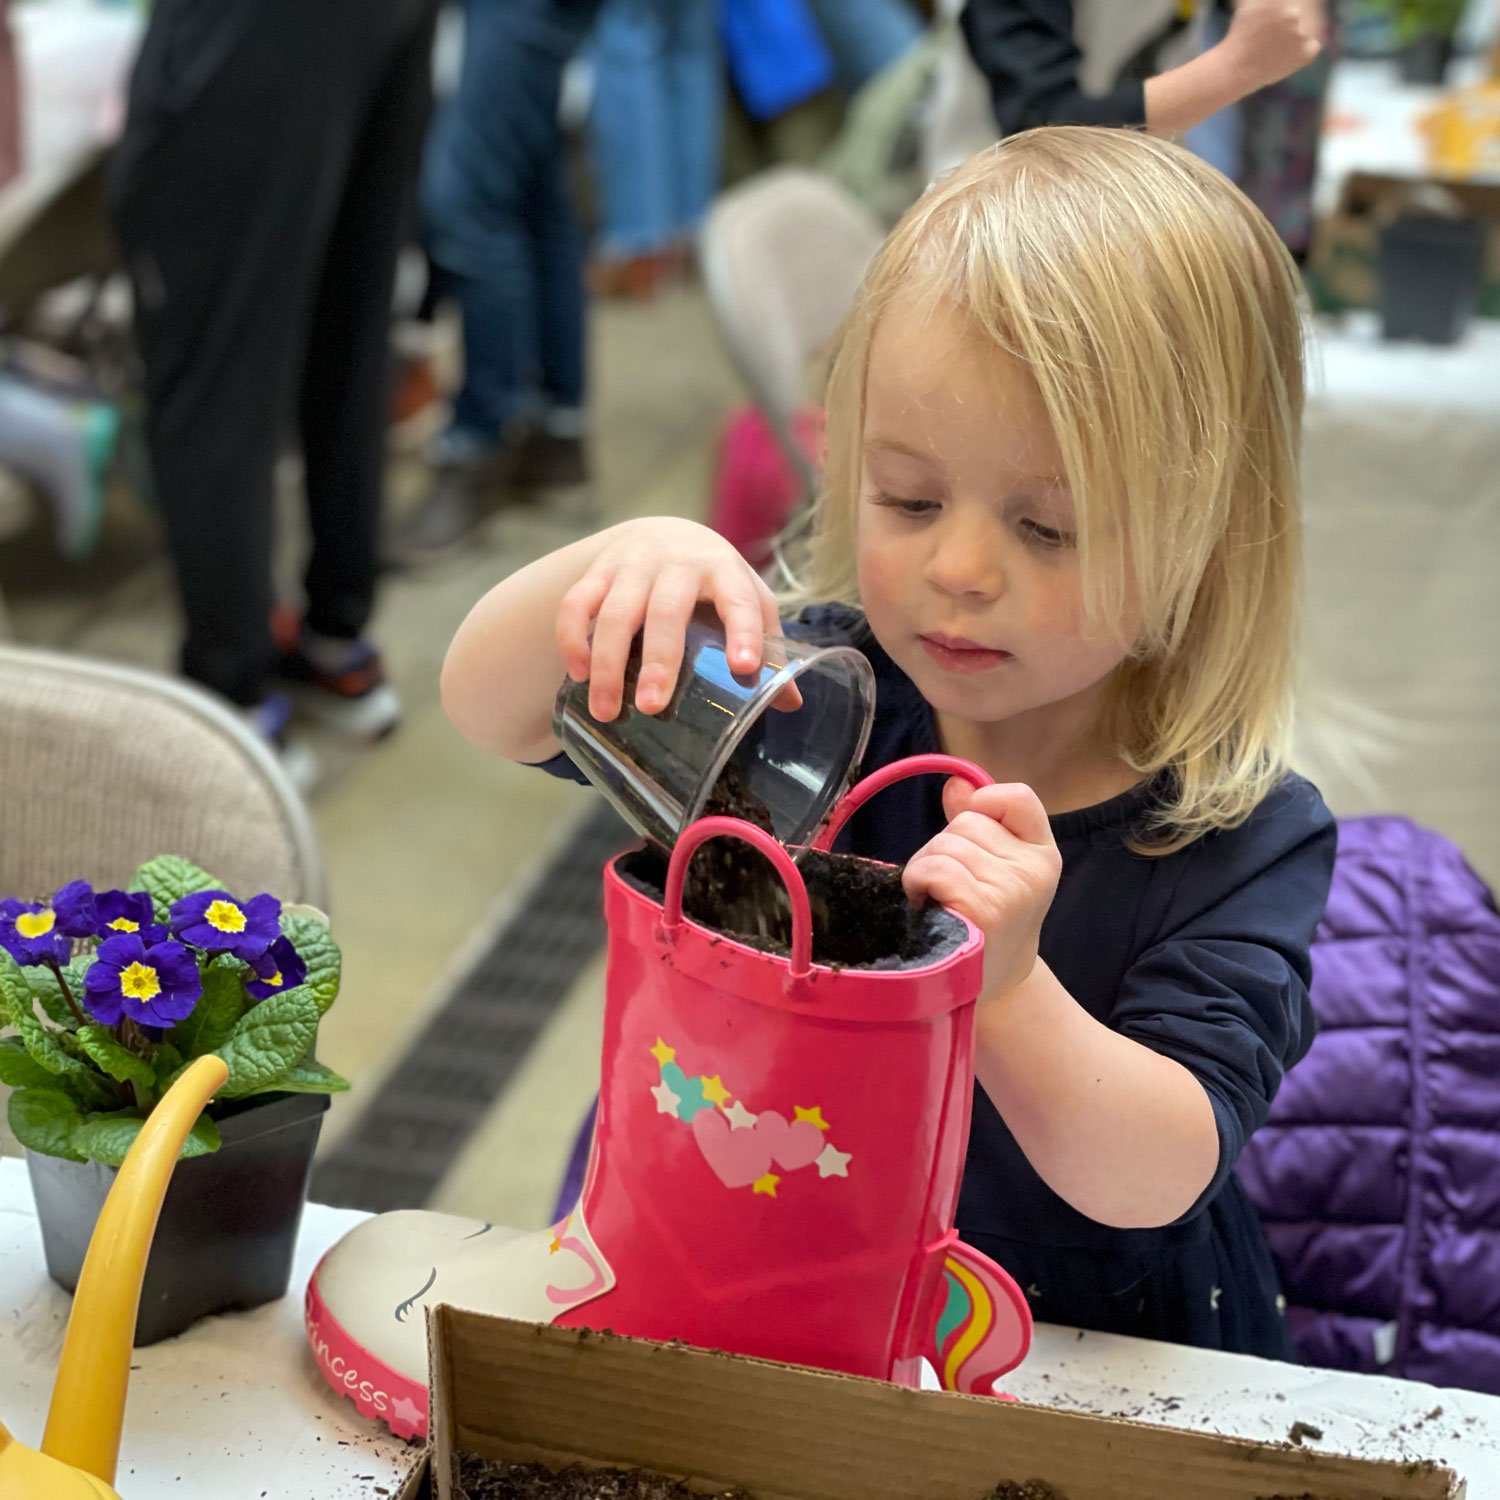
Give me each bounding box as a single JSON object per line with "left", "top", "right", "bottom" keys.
{"left": 621, "top": 832, "right": 965, "bottom": 973}
{"left": 452, "top": 1456, "right": 751, "bottom": 1500}
{"left": 454, "top": 1456, "right": 1066, "bottom": 1500}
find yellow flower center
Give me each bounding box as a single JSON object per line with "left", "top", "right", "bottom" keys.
{"left": 205, "top": 899, "right": 247, "bottom": 934}
{"left": 108, "top": 917, "right": 140, "bottom": 933}
{"left": 263, "top": 971, "right": 282, "bottom": 988}
{"left": 15, "top": 910, "right": 56, "bottom": 939}
{"left": 120, "top": 962, "right": 161, "bottom": 1002}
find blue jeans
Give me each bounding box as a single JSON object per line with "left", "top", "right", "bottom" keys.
{"left": 586, "top": 0, "right": 723, "bottom": 257}
{"left": 802, "top": 0, "right": 921, "bottom": 95}
{"left": 423, "top": 0, "right": 603, "bottom": 446}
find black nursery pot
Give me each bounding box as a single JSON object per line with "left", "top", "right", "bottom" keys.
{"left": 26, "top": 1090, "right": 329, "bottom": 1347}
{"left": 1397, "top": 32, "right": 1453, "bottom": 86}
{"left": 1378, "top": 214, "right": 1486, "bottom": 344}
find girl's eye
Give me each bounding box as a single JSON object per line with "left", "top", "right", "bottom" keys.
{"left": 1018, "top": 517, "right": 1075, "bottom": 549}
{"left": 873, "top": 493, "right": 939, "bottom": 519}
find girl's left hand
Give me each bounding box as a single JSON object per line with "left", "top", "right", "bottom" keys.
{"left": 903, "top": 780, "right": 1062, "bottom": 1003}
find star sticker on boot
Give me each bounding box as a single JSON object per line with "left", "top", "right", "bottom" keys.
{"left": 815, "top": 1144, "right": 851, "bottom": 1178}
{"left": 723, "top": 1099, "right": 757, "bottom": 1131}
{"left": 752, "top": 1172, "right": 780, "bottom": 1198}
{"left": 389, "top": 1394, "right": 424, "bottom": 1432}
{"left": 650, "top": 1038, "right": 676, "bottom": 1067}
{"left": 701, "top": 1074, "right": 731, "bottom": 1107}
{"left": 794, "top": 1105, "right": 831, "bottom": 1132}
{"left": 651, "top": 1080, "right": 682, "bottom": 1117}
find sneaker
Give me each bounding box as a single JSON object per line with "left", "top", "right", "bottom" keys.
{"left": 386, "top": 450, "right": 515, "bottom": 566}
{"left": 242, "top": 692, "right": 321, "bottom": 795}
{"left": 511, "top": 426, "right": 589, "bottom": 491}
{"left": 273, "top": 609, "right": 402, "bottom": 742}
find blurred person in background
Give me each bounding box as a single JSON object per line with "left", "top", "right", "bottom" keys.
{"left": 0, "top": 0, "right": 17, "bottom": 191}
{"left": 108, "top": 0, "right": 438, "bottom": 766}
{"left": 804, "top": 0, "right": 926, "bottom": 95}
{"left": 960, "top": 0, "right": 1325, "bottom": 141}
{"left": 1186, "top": 2, "right": 1339, "bottom": 261}
{"left": 585, "top": 0, "right": 723, "bottom": 300}
{"left": 395, "top": 0, "right": 605, "bottom": 559}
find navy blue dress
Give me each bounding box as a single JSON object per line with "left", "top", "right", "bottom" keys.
{"left": 539, "top": 602, "right": 1338, "bottom": 1358}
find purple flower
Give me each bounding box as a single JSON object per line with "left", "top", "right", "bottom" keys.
{"left": 0, "top": 898, "right": 72, "bottom": 967}
{"left": 95, "top": 889, "right": 168, "bottom": 945}
{"left": 52, "top": 881, "right": 100, "bottom": 938}
{"left": 83, "top": 935, "right": 203, "bottom": 1027}
{"left": 170, "top": 890, "right": 281, "bottom": 961}
{"left": 246, "top": 935, "right": 307, "bottom": 1000}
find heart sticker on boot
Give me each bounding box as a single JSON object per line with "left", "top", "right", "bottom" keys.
{"left": 754, "top": 1111, "right": 825, "bottom": 1172}
{"left": 692, "top": 1108, "right": 772, "bottom": 1188}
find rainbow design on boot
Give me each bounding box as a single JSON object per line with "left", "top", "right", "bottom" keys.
{"left": 935, "top": 1251, "right": 1018, "bottom": 1396}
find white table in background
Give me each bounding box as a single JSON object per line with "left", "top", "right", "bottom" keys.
{"left": 4, "top": 1158, "right": 1499, "bottom": 1498}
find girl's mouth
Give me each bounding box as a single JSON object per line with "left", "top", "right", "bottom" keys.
{"left": 919, "top": 634, "right": 1014, "bottom": 674}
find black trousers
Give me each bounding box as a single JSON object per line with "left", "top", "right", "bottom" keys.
{"left": 109, "top": 0, "right": 438, "bottom": 705}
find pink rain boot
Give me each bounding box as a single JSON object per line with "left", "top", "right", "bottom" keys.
{"left": 306, "top": 756, "right": 1030, "bottom": 1437}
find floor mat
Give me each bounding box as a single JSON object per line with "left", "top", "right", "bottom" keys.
{"left": 310, "top": 802, "right": 631, "bottom": 1212}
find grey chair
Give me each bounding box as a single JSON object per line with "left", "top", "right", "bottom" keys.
{"left": 700, "top": 167, "right": 884, "bottom": 499}
{"left": 0, "top": 646, "right": 327, "bottom": 1153}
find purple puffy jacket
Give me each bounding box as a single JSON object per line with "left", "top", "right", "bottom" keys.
{"left": 1238, "top": 816, "right": 1500, "bottom": 1394}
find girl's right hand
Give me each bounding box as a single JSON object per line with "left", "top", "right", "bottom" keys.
{"left": 557, "top": 518, "right": 783, "bottom": 722}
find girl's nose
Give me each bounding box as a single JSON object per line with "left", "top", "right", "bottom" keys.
{"left": 923, "top": 517, "right": 1005, "bottom": 601}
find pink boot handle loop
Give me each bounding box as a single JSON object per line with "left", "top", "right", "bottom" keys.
{"left": 812, "top": 753, "right": 994, "bottom": 853}
{"left": 663, "top": 817, "right": 814, "bottom": 980}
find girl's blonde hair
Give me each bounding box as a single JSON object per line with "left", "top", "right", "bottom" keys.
{"left": 788, "top": 127, "right": 1308, "bottom": 852}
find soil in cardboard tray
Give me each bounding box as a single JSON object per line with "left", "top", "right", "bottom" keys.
{"left": 623, "top": 760, "right": 964, "bottom": 970}
{"left": 452, "top": 1456, "right": 751, "bottom": 1499}
{"left": 454, "top": 1456, "right": 1067, "bottom": 1500}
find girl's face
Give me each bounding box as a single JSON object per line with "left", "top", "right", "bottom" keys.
{"left": 856, "top": 296, "right": 1138, "bottom": 736}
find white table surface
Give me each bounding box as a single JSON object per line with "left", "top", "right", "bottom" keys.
{"left": 5, "top": 1159, "right": 1500, "bottom": 1499}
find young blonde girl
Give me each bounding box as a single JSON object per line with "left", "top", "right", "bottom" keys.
{"left": 442, "top": 127, "right": 1336, "bottom": 1357}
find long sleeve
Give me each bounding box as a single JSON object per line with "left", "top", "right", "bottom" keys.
{"left": 1107, "top": 778, "right": 1337, "bottom": 1213}
{"left": 958, "top": 0, "right": 1147, "bottom": 136}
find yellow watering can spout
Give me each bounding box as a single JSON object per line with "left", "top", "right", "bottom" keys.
{"left": 0, "top": 1053, "right": 230, "bottom": 1500}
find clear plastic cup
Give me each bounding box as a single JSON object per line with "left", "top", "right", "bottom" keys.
{"left": 554, "top": 618, "right": 876, "bottom": 853}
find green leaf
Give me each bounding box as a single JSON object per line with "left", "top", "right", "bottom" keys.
{"left": 0, "top": 947, "right": 31, "bottom": 1026}
{"left": 71, "top": 1109, "right": 222, "bottom": 1167}
{"left": 171, "top": 963, "right": 246, "bottom": 1059}
{"left": 281, "top": 911, "right": 341, "bottom": 1016}
{"left": 133, "top": 854, "right": 222, "bottom": 927}
{"left": 153, "top": 1041, "right": 185, "bottom": 1089}
{"left": 74, "top": 1025, "right": 155, "bottom": 1090}
{"left": 215, "top": 989, "right": 319, "bottom": 1098}
{"left": 10, "top": 1002, "right": 92, "bottom": 1080}
{"left": 8, "top": 1089, "right": 86, "bottom": 1162}
{"left": 232, "top": 1057, "right": 349, "bottom": 1098}
{"left": 0, "top": 1037, "right": 63, "bottom": 1089}
{"left": 26, "top": 958, "right": 93, "bottom": 1029}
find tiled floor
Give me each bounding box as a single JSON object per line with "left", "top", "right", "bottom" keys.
{"left": 3, "top": 288, "right": 1497, "bottom": 1231}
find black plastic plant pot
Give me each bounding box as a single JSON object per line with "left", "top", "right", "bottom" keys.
{"left": 1378, "top": 214, "right": 1486, "bottom": 344}
{"left": 25, "top": 1090, "right": 330, "bottom": 1347}
{"left": 1397, "top": 33, "right": 1453, "bottom": 86}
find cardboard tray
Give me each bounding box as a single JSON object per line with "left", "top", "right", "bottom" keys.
{"left": 1311, "top": 170, "right": 1500, "bottom": 317}
{"left": 398, "top": 1307, "right": 1463, "bottom": 1500}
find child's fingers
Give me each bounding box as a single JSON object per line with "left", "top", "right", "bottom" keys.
{"left": 961, "top": 782, "right": 1056, "bottom": 849}
{"left": 712, "top": 563, "right": 772, "bottom": 678}
{"left": 902, "top": 847, "right": 981, "bottom": 913}
{"left": 557, "top": 571, "right": 612, "bottom": 682}
{"left": 634, "top": 566, "right": 701, "bottom": 713}
{"left": 942, "top": 776, "right": 979, "bottom": 822}
{"left": 586, "top": 572, "right": 653, "bottom": 721}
